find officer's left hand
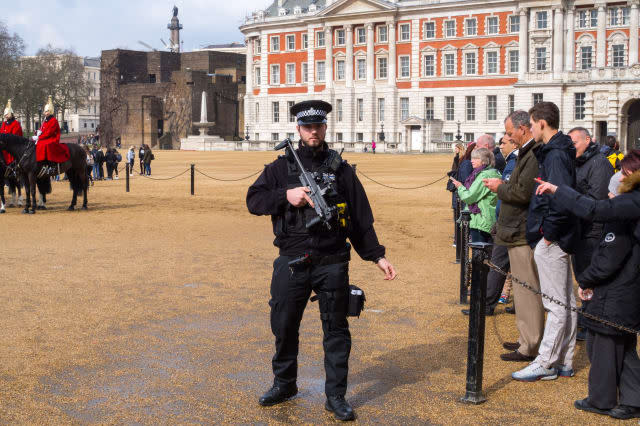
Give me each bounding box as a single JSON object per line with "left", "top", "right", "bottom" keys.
{"left": 377, "top": 258, "right": 397, "bottom": 280}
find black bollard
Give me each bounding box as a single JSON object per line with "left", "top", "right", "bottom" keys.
{"left": 461, "top": 242, "right": 492, "bottom": 405}
{"left": 190, "top": 164, "right": 195, "bottom": 196}
{"left": 454, "top": 197, "right": 462, "bottom": 264}
{"left": 459, "top": 210, "right": 471, "bottom": 304}
{"left": 125, "top": 163, "right": 130, "bottom": 192}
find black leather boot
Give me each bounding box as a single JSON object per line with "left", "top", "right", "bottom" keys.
{"left": 325, "top": 395, "right": 355, "bottom": 421}
{"left": 258, "top": 384, "right": 297, "bottom": 406}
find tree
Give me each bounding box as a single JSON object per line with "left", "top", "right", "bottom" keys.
{"left": 13, "top": 57, "right": 48, "bottom": 135}
{"left": 0, "top": 20, "right": 25, "bottom": 107}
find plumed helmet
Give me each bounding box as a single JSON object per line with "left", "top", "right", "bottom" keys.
{"left": 3, "top": 99, "right": 14, "bottom": 118}
{"left": 43, "top": 95, "right": 54, "bottom": 115}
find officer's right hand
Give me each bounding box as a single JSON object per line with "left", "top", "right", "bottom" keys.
{"left": 287, "top": 187, "right": 315, "bottom": 208}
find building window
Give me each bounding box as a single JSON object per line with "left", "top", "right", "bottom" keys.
{"left": 254, "top": 39, "right": 262, "bottom": 54}
{"left": 466, "top": 96, "right": 475, "bottom": 121}
{"left": 316, "top": 61, "right": 325, "bottom": 81}
{"left": 316, "top": 31, "right": 325, "bottom": 47}
{"left": 509, "top": 50, "right": 519, "bottom": 73}
{"left": 357, "top": 58, "right": 366, "bottom": 80}
{"left": 286, "top": 34, "right": 295, "bottom": 51}
{"left": 336, "top": 59, "right": 345, "bottom": 80}
{"left": 580, "top": 46, "right": 592, "bottom": 70}
{"left": 445, "top": 20, "right": 456, "bottom": 37}
{"left": 400, "top": 97, "right": 409, "bottom": 120}
{"left": 336, "top": 99, "right": 343, "bottom": 122}
{"left": 424, "top": 54, "right": 435, "bottom": 77}
{"left": 578, "top": 10, "right": 588, "bottom": 28}
{"left": 465, "top": 18, "right": 477, "bottom": 36}
{"left": 148, "top": 74, "right": 156, "bottom": 83}
{"left": 509, "top": 15, "right": 520, "bottom": 33}
{"left": 487, "top": 16, "right": 499, "bottom": 35}
{"left": 302, "top": 63, "right": 308, "bottom": 83}
{"left": 255, "top": 66, "right": 261, "bottom": 85}
{"left": 356, "top": 27, "right": 366, "bottom": 44}
{"left": 400, "top": 23, "right": 410, "bottom": 41}
{"left": 445, "top": 53, "right": 456, "bottom": 76}
{"left": 378, "top": 25, "right": 388, "bottom": 43}
{"left": 591, "top": 9, "right": 599, "bottom": 27}
{"left": 622, "top": 7, "right": 630, "bottom": 25}
{"left": 612, "top": 44, "right": 625, "bottom": 67}
{"left": 271, "top": 133, "right": 279, "bottom": 141}
{"left": 536, "top": 11, "right": 548, "bottom": 29}
{"left": 336, "top": 132, "right": 343, "bottom": 142}
{"left": 533, "top": 93, "right": 544, "bottom": 105}
{"left": 425, "top": 97, "right": 434, "bottom": 120}
{"left": 271, "top": 36, "right": 280, "bottom": 52}
{"left": 286, "top": 64, "right": 295, "bottom": 84}
{"left": 444, "top": 133, "right": 454, "bottom": 142}
{"left": 486, "top": 51, "right": 498, "bottom": 74}
{"left": 357, "top": 98, "right": 364, "bottom": 122}
{"left": 464, "top": 133, "right": 475, "bottom": 143}
{"left": 302, "top": 34, "right": 308, "bottom": 49}
{"left": 378, "top": 57, "right": 388, "bottom": 79}
{"left": 288, "top": 101, "right": 295, "bottom": 122}
{"left": 487, "top": 95, "right": 497, "bottom": 121}
{"left": 400, "top": 55, "right": 410, "bottom": 78}
{"left": 255, "top": 102, "right": 259, "bottom": 120}
{"left": 508, "top": 94, "right": 515, "bottom": 114}
{"left": 575, "top": 93, "right": 586, "bottom": 120}
{"left": 609, "top": 7, "right": 620, "bottom": 26}
{"left": 272, "top": 102, "right": 280, "bottom": 123}
{"left": 424, "top": 21, "right": 435, "bottom": 39}
{"left": 378, "top": 98, "right": 385, "bottom": 122}
{"left": 270, "top": 64, "right": 280, "bottom": 84}
{"left": 356, "top": 133, "right": 364, "bottom": 142}
{"left": 445, "top": 96, "right": 455, "bottom": 121}
{"left": 535, "top": 47, "right": 547, "bottom": 71}
{"left": 465, "top": 52, "right": 477, "bottom": 75}
{"left": 287, "top": 133, "right": 295, "bottom": 140}
{"left": 336, "top": 29, "right": 345, "bottom": 46}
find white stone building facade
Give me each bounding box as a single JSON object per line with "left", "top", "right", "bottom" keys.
{"left": 240, "top": 0, "right": 640, "bottom": 152}
{"left": 66, "top": 57, "right": 101, "bottom": 134}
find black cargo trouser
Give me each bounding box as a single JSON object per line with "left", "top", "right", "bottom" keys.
{"left": 269, "top": 255, "right": 351, "bottom": 397}
{"left": 572, "top": 236, "right": 600, "bottom": 329}
{"left": 486, "top": 244, "right": 510, "bottom": 312}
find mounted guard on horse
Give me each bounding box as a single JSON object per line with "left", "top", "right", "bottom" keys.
{"left": 33, "top": 96, "right": 71, "bottom": 178}
{"left": 0, "top": 99, "right": 24, "bottom": 211}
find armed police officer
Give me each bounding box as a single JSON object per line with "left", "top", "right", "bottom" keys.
{"left": 247, "top": 100, "right": 396, "bottom": 421}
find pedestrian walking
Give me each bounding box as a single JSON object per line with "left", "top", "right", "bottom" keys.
{"left": 127, "top": 146, "right": 135, "bottom": 176}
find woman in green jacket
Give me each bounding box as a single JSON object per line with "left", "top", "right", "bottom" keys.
{"left": 450, "top": 147, "right": 502, "bottom": 243}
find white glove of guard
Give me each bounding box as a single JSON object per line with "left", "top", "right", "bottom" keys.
{"left": 32, "top": 135, "right": 38, "bottom": 142}
{"left": 36, "top": 130, "right": 42, "bottom": 136}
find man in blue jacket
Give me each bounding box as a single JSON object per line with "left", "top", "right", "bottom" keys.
{"left": 512, "top": 101, "right": 580, "bottom": 382}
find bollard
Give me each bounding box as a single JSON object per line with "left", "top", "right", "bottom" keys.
{"left": 459, "top": 210, "right": 471, "bottom": 304}
{"left": 125, "top": 163, "right": 130, "bottom": 193}
{"left": 454, "top": 197, "right": 462, "bottom": 264}
{"left": 190, "top": 164, "right": 195, "bottom": 196}
{"left": 461, "top": 242, "right": 492, "bottom": 405}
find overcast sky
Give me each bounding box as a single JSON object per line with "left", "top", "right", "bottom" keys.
{"left": 4, "top": 0, "right": 271, "bottom": 57}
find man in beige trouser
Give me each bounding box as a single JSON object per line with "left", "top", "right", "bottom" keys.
{"left": 484, "top": 110, "right": 545, "bottom": 361}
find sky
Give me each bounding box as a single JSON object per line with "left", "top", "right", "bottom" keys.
{"left": 4, "top": 0, "right": 272, "bottom": 57}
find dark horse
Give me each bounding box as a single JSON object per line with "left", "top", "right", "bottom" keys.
{"left": 0, "top": 134, "right": 88, "bottom": 213}
{"left": 0, "top": 157, "right": 25, "bottom": 213}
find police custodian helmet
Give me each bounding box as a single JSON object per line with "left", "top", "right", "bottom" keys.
{"left": 290, "top": 100, "right": 332, "bottom": 126}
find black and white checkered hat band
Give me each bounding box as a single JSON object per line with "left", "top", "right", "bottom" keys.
{"left": 296, "top": 108, "right": 328, "bottom": 119}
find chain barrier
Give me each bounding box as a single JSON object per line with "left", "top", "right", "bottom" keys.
{"left": 356, "top": 170, "right": 447, "bottom": 190}
{"left": 484, "top": 260, "right": 640, "bottom": 336}
{"left": 194, "top": 168, "right": 262, "bottom": 182}
{"left": 136, "top": 169, "right": 190, "bottom": 181}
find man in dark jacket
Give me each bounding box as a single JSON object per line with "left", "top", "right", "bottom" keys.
{"left": 569, "top": 127, "right": 614, "bottom": 341}
{"left": 484, "top": 110, "right": 545, "bottom": 363}
{"left": 246, "top": 100, "right": 396, "bottom": 421}
{"left": 512, "top": 101, "right": 579, "bottom": 382}
{"left": 94, "top": 148, "right": 105, "bottom": 181}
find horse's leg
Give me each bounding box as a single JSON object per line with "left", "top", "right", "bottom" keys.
{"left": 22, "top": 174, "right": 30, "bottom": 214}
{"left": 0, "top": 178, "right": 5, "bottom": 213}
{"left": 29, "top": 174, "right": 37, "bottom": 214}
{"left": 79, "top": 167, "right": 88, "bottom": 210}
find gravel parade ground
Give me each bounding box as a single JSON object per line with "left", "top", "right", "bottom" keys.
{"left": 0, "top": 151, "right": 617, "bottom": 424}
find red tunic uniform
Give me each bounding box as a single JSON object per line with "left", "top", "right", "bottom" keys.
{"left": 0, "top": 118, "right": 22, "bottom": 164}
{"left": 36, "top": 116, "right": 70, "bottom": 163}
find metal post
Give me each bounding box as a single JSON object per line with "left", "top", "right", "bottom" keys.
{"left": 461, "top": 242, "right": 492, "bottom": 405}
{"left": 454, "top": 197, "right": 462, "bottom": 264}
{"left": 125, "top": 163, "right": 130, "bottom": 192}
{"left": 190, "top": 164, "right": 195, "bottom": 195}
{"left": 459, "top": 210, "right": 471, "bottom": 304}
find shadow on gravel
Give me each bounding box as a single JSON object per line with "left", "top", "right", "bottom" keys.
{"left": 349, "top": 336, "right": 466, "bottom": 408}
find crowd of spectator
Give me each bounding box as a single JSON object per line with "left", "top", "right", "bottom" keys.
{"left": 447, "top": 101, "right": 638, "bottom": 420}
{"left": 80, "top": 143, "right": 154, "bottom": 181}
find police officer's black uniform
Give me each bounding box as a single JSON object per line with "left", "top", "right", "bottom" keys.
{"left": 246, "top": 101, "right": 386, "bottom": 421}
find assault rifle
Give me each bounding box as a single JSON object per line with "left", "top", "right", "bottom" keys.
{"left": 275, "top": 138, "right": 336, "bottom": 229}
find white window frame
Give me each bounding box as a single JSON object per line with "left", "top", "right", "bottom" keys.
{"left": 574, "top": 93, "right": 586, "bottom": 120}
{"left": 487, "top": 95, "right": 498, "bottom": 121}
{"left": 356, "top": 27, "right": 366, "bottom": 45}
{"left": 465, "top": 18, "right": 477, "bottom": 36}
{"left": 270, "top": 64, "right": 280, "bottom": 85}
{"left": 443, "top": 51, "right": 457, "bottom": 76}
{"left": 287, "top": 101, "right": 295, "bottom": 123}
{"left": 271, "top": 132, "right": 279, "bottom": 141}
{"left": 533, "top": 93, "right": 544, "bottom": 105}
{"left": 378, "top": 25, "right": 388, "bottom": 43}
{"left": 286, "top": 34, "right": 295, "bottom": 51}
{"left": 336, "top": 99, "right": 343, "bottom": 122}
{"left": 425, "top": 97, "right": 434, "bottom": 120}
{"left": 507, "top": 49, "right": 519, "bottom": 74}
{"left": 255, "top": 65, "right": 261, "bottom": 85}
{"left": 255, "top": 102, "right": 260, "bottom": 120}
{"left": 465, "top": 96, "right": 476, "bottom": 121}
{"left": 536, "top": 11, "right": 548, "bottom": 29}
{"left": 486, "top": 16, "right": 499, "bottom": 35}
{"left": 399, "top": 55, "right": 410, "bottom": 78}
{"left": 609, "top": 39, "right": 627, "bottom": 68}
{"left": 357, "top": 57, "right": 366, "bottom": 80}
{"left": 357, "top": 98, "right": 364, "bottom": 122}
{"left": 272, "top": 101, "right": 280, "bottom": 123}
{"left": 400, "top": 97, "right": 409, "bottom": 120}
{"left": 445, "top": 96, "right": 455, "bottom": 121}
{"left": 378, "top": 97, "right": 385, "bottom": 122}
{"left": 286, "top": 63, "right": 296, "bottom": 84}
{"left": 270, "top": 35, "right": 280, "bottom": 52}
{"left": 316, "top": 31, "right": 325, "bottom": 47}
{"left": 580, "top": 45, "right": 593, "bottom": 70}
{"left": 254, "top": 39, "right": 262, "bottom": 54}
{"left": 509, "top": 15, "right": 520, "bottom": 33}
{"left": 356, "top": 132, "right": 364, "bottom": 143}
{"left": 485, "top": 50, "right": 499, "bottom": 75}
{"left": 302, "top": 62, "right": 308, "bottom": 83}
{"left": 424, "top": 21, "right": 436, "bottom": 39}
{"left": 302, "top": 34, "right": 308, "bottom": 49}
{"left": 444, "top": 133, "right": 454, "bottom": 142}
{"left": 444, "top": 20, "right": 456, "bottom": 38}
{"left": 535, "top": 47, "right": 547, "bottom": 71}
{"left": 464, "top": 51, "right": 477, "bottom": 76}
{"left": 336, "top": 29, "right": 345, "bottom": 46}
{"left": 399, "top": 23, "right": 411, "bottom": 41}
{"left": 316, "top": 61, "right": 326, "bottom": 82}
{"left": 377, "top": 56, "right": 388, "bottom": 79}
{"left": 508, "top": 94, "right": 515, "bottom": 114}
{"left": 336, "top": 59, "right": 345, "bottom": 80}
{"left": 336, "top": 132, "right": 343, "bottom": 142}
{"left": 423, "top": 53, "right": 436, "bottom": 77}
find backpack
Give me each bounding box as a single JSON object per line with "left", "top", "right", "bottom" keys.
{"left": 116, "top": 153, "right": 122, "bottom": 162}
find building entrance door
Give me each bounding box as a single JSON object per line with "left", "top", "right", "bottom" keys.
{"left": 628, "top": 101, "right": 640, "bottom": 150}
{"left": 596, "top": 121, "right": 608, "bottom": 144}
{"left": 411, "top": 126, "right": 422, "bottom": 151}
